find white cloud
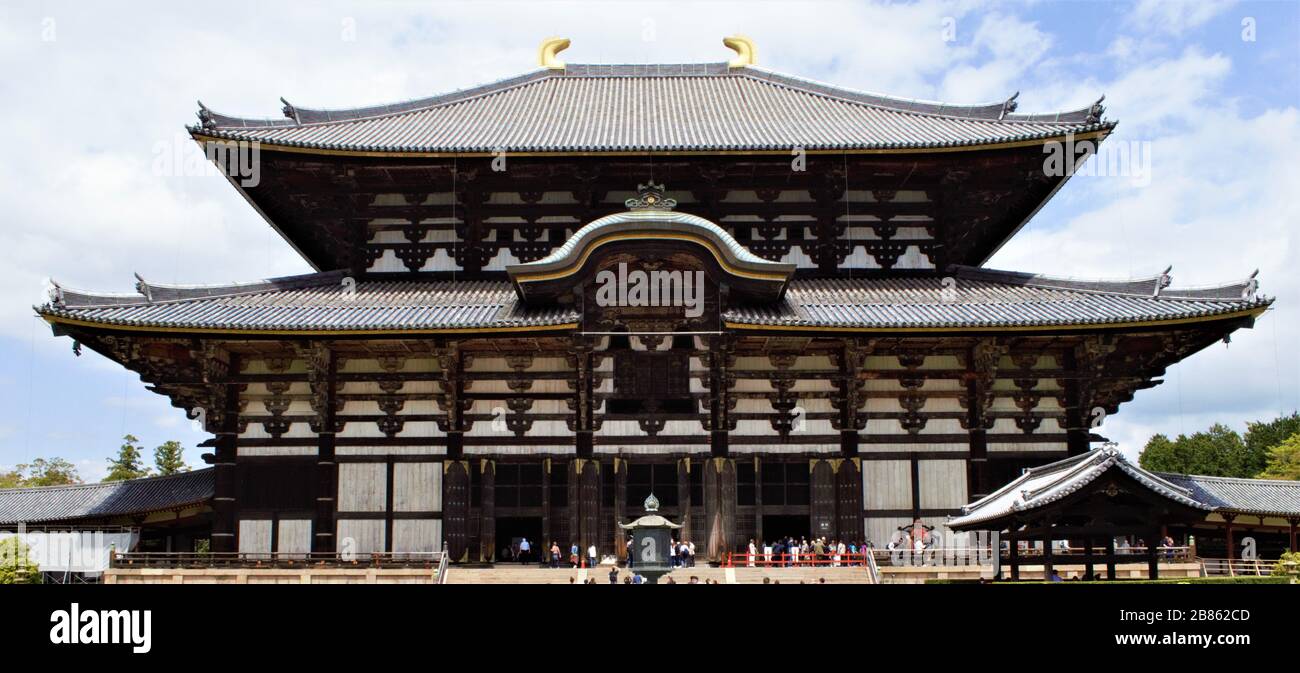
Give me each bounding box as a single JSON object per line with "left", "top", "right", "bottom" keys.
{"left": 1127, "top": 0, "right": 1237, "bottom": 35}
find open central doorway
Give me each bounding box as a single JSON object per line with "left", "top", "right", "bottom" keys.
{"left": 761, "top": 515, "right": 809, "bottom": 543}
{"left": 494, "top": 517, "right": 544, "bottom": 564}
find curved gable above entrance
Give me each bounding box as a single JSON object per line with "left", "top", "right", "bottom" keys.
{"left": 507, "top": 186, "right": 796, "bottom": 305}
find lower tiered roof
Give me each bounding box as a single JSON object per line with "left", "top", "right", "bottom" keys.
{"left": 38, "top": 266, "right": 1268, "bottom": 335}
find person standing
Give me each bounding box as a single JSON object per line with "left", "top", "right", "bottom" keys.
{"left": 686, "top": 540, "right": 696, "bottom": 568}
{"left": 747, "top": 539, "right": 757, "bottom": 567}
{"left": 549, "top": 541, "right": 561, "bottom": 569}
{"left": 587, "top": 543, "right": 598, "bottom": 568}
{"left": 519, "top": 537, "right": 531, "bottom": 564}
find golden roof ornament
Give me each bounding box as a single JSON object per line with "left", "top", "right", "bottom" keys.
{"left": 539, "top": 37, "right": 570, "bottom": 70}
{"left": 723, "top": 35, "right": 756, "bottom": 68}
{"left": 625, "top": 183, "right": 676, "bottom": 211}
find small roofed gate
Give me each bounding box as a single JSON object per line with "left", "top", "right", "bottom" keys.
{"left": 442, "top": 461, "right": 470, "bottom": 562}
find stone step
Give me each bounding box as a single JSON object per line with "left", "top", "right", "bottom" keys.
{"left": 445, "top": 565, "right": 875, "bottom": 584}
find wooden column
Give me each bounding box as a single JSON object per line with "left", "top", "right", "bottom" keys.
{"left": 478, "top": 459, "right": 495, "bottom": 562}
{"left": 614, "top": 457, "right": 627, "bottom": 560}
{"left": 703, "top": 457, "right": 736, "bottom": 561}
{"left": 210, "top": 378, "right": 241, "bottom": 554}
{"left": 1008, "top": 536, "right": 1020, "bottom": 581}
{"left": 313, "top": 349, "right": 338, "bottom": 554}
{"left": 1062, "top": 348, "right": 1092, "bottom": 457}
{"left": 1147, "top": 527, "right": 1160, "bottom": 580}
{"left": 1104, "top": 536, "right": 1116, "bottom": 580}
{"left": 753, "top": 456, "right": 764, "bottom": 545}
{"left": 1083, "top": 535, "right": 1094, "bottom": 580}
{"left": 1042, "top": 532, "right": 1054, "bottom": 579}
{"left": 1289, "top": 518, "right": 1298, "bottom": 553}
{"left": 1224, "top": 514, "right": 1237, "bottom": 560}
{"left": 676, "top": 457, "right": 691, "bottom": 543}
{"left": 541, "top": 458, "right": 552, "bottom": 559}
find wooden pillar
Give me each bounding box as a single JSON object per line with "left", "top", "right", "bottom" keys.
{"left": 967, "top": 428, "right": 989, "bottom": 499}
{"left": 1289, "top": 518, "right": 1298, "bottom": 553}
{"left": 614, "top": 457, "right": 628, "bottom": 559}
{"left": 478, "top": 459, "right": 495, "bottom": 562}
{"left": 676, "top": 457, "right": 691, "bottom": 543}
{"left": 1042, "top": 532, "right": 1054, "bottom": 580}
{"left": 1104, "top": 536, "right": 1116, "bottom": 580}
{"left": 1062, "top": 349, "right": 1090, "bottom": 457}
{"left": 703, "top": 457, "right": 736, "bottom": 561}
{"left": 1083, "top": 535, "right": 1094, "bottom": 580}
{"left": 1147, "top": 527, "right": 1160, "bottom": 580}
{"left": 313, "top": 350, "right": 337, "bottom": 554}
{"left": 541, "top": 458, "right": 552, "bottom": 561}
{"left": 1224, "top": 514, "right": 1237, "bottom": 560}
{"left": 210, "top": 383, "right": 240, "bottom": 554}
{"left": 1008, "top": 535, "right": 1020, "bottom": 581}
{"left": 753, "top": 456, "right": 764, "bottom": 545}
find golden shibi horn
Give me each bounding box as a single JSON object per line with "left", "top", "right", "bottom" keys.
{"left": 723, "top": 35, "right": 756, "bottom": 68}
{"left": 539, "top": 37, "right": 570, "bottom": 70}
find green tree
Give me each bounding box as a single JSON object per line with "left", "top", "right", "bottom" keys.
{"left": 1258, "top": 432, "right": 1300, "bottom": 481}
{"left": 153, "top": 440, "right": 188, "bottom": 476}
{"left": 0, "top": 470, "right": 21, "bottom": 489}
{"left": 1138, "top": 434, "right": 1187, "bottom": 473}
{"left": 0, "top": 537, "right": 42, "bottom": 584}
{"left": 103, "top": 434, "right": 151, "bottom": 482}
{"left": 1138, "top": 424, "right": 1251, "bottom": 477}
{"left": 1244, "top": 413, "right": 1300, "bottom": 476}
{"left": 14, "top": 458, "right": 82, "bottom": 486}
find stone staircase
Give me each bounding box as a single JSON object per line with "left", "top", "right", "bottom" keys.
{"left": 445, "top": 564, "right": 874, "bottom": 584}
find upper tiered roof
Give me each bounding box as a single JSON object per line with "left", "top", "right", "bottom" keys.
{"left": 192, "top": 62, "right": 1111, "bottom": 155}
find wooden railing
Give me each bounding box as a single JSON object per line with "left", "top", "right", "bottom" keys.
{"left": 110, "top": 550, "right": 447, "bottom": 570}
{"left": 1198, "top": 557, "right": 1278, "bottom": 577}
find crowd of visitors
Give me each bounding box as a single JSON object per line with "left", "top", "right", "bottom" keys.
{"left": 742, "top": 536, "right": 873, "bottom": 566}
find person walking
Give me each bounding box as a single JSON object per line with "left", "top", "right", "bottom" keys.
{"left": 549, "top": 541, "right": 561, "bottom": 569}
{"left": 518, "top": 537, "right": 531, "bottom": 564}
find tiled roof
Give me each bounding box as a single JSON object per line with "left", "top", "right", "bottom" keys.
{"left": 193, "top": 63, "right": 1112, "bottom": 154}
{"left": 725, "top": 266, "right": 1269, "bottom": 330}
{"left": 0, "top": 469, "right": 213, "bottom": 525}
{"left": 1157, "top": 473, "right": 1300, "bottom": 518}
{"left": 38, "top": 265, "right": 1267, "bottom": 334}
{"left": 41, "top": 271, "right": 579, "bottom": 332}
{"left": 948, "top": 448, "right": 1212, "bottom": 529}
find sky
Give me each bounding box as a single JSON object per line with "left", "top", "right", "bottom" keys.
{"left": 0, "top": 0, "right": 1296, "bottom": 481}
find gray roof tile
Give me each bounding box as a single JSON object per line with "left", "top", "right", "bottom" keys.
{"left": 0, "top": 470, "right": 213, "bottom": 525}
{"left": 948, "top": 449, "right": 1211, "bottom": 529}
{"left": 39, "top": 265, "right": 1266, "bottom": 333}
{"left": 1157, "top": 473, "right": 1300, "bottom": 517}
{"left": 194, "top": 64, "right": 1111, "bottom": 154}
{"left": 724, "top": 266, "right": 1268, "bottom": 330}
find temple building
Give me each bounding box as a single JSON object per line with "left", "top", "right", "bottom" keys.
{"left": 33, "top": 37, "right": 1271, "bottom": 564}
